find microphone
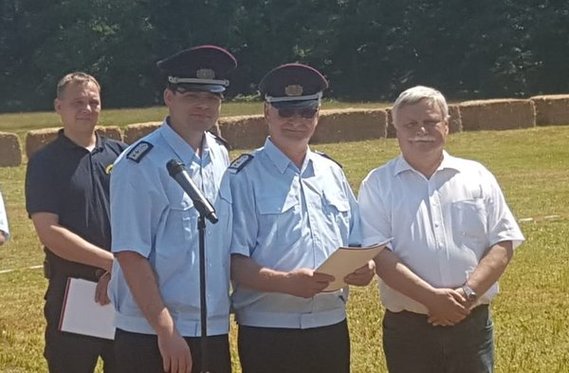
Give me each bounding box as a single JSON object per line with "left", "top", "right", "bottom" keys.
{"left": 166, "top": 159, "right": 218, "bottom": 224}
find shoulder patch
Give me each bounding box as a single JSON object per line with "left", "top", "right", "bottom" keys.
{"left": 209, "top": 131, "right": 231, "bottom": 150}
{"left": 127, "top": 141, "right": 153, "bottom": 163}
{"left": 314, "top": 150, "right": 343, "bottom": 168}
{"left": 228, "top": 153, "right": 254, "bottom": 173}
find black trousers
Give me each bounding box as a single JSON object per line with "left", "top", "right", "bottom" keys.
{"left": 237, "top": 319, "right": 350, "bottom": 373}
{"left": 44, "top": 277, "right": 115, "bottom": 373}
{"left": 383, "top": 305, "right": 493, "bottom": 373}
{"left": 114, "top": 329, "right": 231, "bottom": 373}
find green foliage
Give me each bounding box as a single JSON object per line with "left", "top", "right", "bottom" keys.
{"left": 1, "top": 123, "right": 568, "bottom": 371}
{"left": 1, "top": 1, "right": 568, "bottom": 111}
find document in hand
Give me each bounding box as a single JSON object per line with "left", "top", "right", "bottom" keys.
{"left": 58, "top": 278, "right": 116, "bottom": 340}
{"left": 316, "top": 239, "right": 391, "bottom": 292}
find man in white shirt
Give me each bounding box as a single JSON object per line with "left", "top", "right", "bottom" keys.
{"left": 0, "top": 189, "right": 9, "bottom": 245}
{"left": 359, "top": 85, "right": 524, "bottom": 373}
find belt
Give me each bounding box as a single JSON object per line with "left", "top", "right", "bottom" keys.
{"left": 386, "top": 304, "right": 489, "bottom": 322}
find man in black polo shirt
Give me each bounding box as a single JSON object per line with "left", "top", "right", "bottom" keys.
{"left": 25, "top": 72, "right": 127, "bottom": 372}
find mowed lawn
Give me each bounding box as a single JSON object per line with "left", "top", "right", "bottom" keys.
{"left": 0, "top": 115, "right": 568, "bottom": 371}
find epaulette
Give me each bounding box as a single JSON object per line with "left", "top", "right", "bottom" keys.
{"left": 228, "top": 153, "right": 254, "bottom": 173}
{"left": 211, "top": 132, "right": 231, "bottom": 150}
{"left": 126, "top": 141, "right": 153, "bottom": 163}
{"left": 314, "top": 150, "right": 343, "bottom": 168}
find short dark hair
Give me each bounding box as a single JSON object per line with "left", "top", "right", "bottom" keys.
{"left": 56, "top": 72, "right": 100, "bottom": 99}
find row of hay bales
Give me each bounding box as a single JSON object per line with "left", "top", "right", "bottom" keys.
{"left": 1, "top": 94, "right": 569, "bottom": 167}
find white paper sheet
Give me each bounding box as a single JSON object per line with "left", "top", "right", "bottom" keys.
{"left": 316, "top": 239, "right": 391, "bottom": 292}
{"left": 59, "top": 278, "right": 116, "bottom": 340}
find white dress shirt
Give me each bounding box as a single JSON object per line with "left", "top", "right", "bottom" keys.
{"left": 0, "top": 190, "right": 8, "bottom": 240}
{"left": 359, "top": 151, "right": 525, "bottom": 314}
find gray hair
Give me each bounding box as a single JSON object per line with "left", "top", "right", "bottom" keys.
{"left": 56, "top": 72, "right": 100, "bottom": 99}
{"left": 392, "top": 85, "right": 449, "bottom": 125}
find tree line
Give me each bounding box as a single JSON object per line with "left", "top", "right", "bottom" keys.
{"left": 1, "top": 0, "right": 567, "bottom": 112}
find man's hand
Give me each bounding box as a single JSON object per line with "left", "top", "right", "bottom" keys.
{"left": 158, "top": 329, "right": 192, "bottom": 373}
{"left": 453, "top": 286, "right": 478, "bottom": 310}
{"left": 425, "top": 288, "right": 470, "bottom": 326}
{"left": 95, "top": 271, "right": 111, "bottom": 305}
{"left": 344, "top": 260, "right": 376, "bottom": 286}
{"left": 284, "top": 268, "right": 335, "bottom": 298}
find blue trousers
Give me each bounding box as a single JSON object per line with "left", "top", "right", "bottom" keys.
{"left": 383, "top": 305, "right": 494, "bottom": 373}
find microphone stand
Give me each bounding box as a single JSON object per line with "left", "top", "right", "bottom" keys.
{"left": 166, "top": 159, "right": 217, "bottom": 372}
{"left": 197, "top": 214, "right": 209, "bottom": 373}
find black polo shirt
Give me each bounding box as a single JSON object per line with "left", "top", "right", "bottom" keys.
{"left": 25, "top": 130, "right": 127, "bottom": 280}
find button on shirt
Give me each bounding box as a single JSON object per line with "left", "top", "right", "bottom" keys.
{"left": 358, "top": 151, "right": 525, "bottom": 314}
{"left": 228, "top": 138, "right": 360, "bottom": 329}
{"left": 0, "top": 190, "right": 8, "bottom": 239}
{"left": 109, "top": 121, "right": 232, "bottom": 337}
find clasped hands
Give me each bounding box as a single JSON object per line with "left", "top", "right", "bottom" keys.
{"left": 425, "top": 286, "right": 477, "bottom": 327}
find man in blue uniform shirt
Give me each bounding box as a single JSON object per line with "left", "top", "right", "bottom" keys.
{"left": 226, "top": 63, "right": 376, "bottom": 373}
{"left": 109, "top": 45, "right": 236, "bottom": 373}
{"left": 26, "top": 72, "right": 127, "bottom": 372}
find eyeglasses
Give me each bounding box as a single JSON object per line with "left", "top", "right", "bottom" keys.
{"left": 276, "top": 106, "right": 319, "bottom": 119}
{"left": 400, "top": 120, "right": 443, "bottom": 130}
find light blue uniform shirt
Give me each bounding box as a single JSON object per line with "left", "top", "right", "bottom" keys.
{"left": 227, "top": 138, "right": 360, "bottom": 329}
{"left": 109, "top": 120, "right": 232, "bottom": 337}
{"left": 0, "top": 190, "right": 8, "bottom": 240}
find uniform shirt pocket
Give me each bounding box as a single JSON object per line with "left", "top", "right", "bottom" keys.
{"left": 322, "top": 191, "right": 351, "bottom": 241}
{"left": 159, "top": 191, "right": 197, "bottom": 266}
{"left": 257, "top": 194, "right": 302, "bottom": 249}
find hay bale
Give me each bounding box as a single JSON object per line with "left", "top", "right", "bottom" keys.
{"left": 218, "top": 115, "right": 267, "bottom": 150}
{"left": 123, "top": 122, "right": 161, "bottom": 144}
{"left": 385, "top": 105, "right": 461, "bottom": 137}
{"left": 312, "top": 109, "right": 387, "bottom": 143}
{"left": 530, "top": 94, "right": 569, "bottom": 126}
{"left": 459, "top": 99, "right": 535, "bottom": 131}
{"left": 25, "top": 127, "right": 60, "bottom": 160}
{"left": 448, "top": 104, "right": 462, "bottom": 133}
{"left": 385, "top": 108, "right": 396, "bottom": 138}
{"left": 0, "top": 132, "right": 22, "bottom": 167}
{"left": 96, "top": 126, "right": 123, "bottom": 142}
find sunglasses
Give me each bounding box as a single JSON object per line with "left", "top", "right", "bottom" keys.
{"left": 276, "top": 106, "right": 319, "bottom": 119}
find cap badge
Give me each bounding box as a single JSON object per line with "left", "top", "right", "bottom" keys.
{"left": 285, "top": 84, "right": 303, "bottom": 97}
{"left": 196, "top": 68, "right": 215, "bottom": 79}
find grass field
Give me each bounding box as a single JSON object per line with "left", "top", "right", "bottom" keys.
{"left": 1, "top": 116, "right": 568, "bottom": 371}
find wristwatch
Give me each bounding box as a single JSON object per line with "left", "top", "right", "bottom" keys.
{"left": 461, "top": 284, "right": 478, "bottom": 302}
